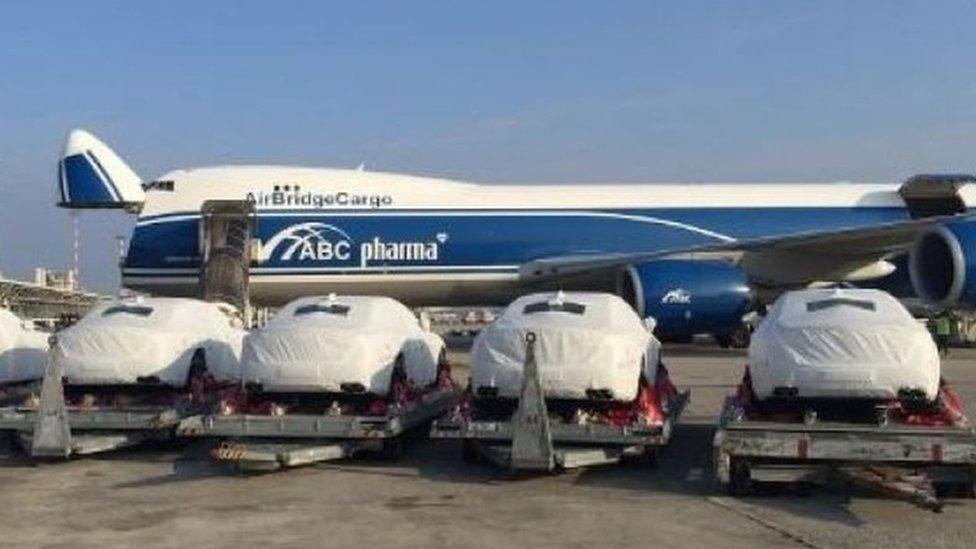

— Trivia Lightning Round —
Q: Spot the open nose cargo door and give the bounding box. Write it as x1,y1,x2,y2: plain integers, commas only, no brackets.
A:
57,130,145,211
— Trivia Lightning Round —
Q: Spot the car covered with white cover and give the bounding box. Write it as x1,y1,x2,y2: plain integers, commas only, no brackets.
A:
55,297,245,387
0,307,48,385
241,295,445,395
471,291,660,401
749,288,940,401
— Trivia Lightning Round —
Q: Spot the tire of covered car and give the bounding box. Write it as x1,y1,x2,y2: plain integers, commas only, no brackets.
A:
389,354,408,401
186,348,208,386
432,348,450,388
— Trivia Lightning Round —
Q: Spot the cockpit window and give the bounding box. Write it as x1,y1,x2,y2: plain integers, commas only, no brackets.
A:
806,298,876,313
102,305,154,317
294,303,351,316
523,301,586,315
144,180,175,192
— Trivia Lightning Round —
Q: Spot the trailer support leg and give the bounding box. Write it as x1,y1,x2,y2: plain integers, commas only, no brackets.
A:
30,348,71,459
510,333,555,472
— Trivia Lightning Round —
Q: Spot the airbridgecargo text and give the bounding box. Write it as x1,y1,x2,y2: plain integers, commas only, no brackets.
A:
247,190,393,209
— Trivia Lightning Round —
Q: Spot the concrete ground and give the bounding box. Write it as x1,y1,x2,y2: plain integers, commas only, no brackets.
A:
2,346,976,549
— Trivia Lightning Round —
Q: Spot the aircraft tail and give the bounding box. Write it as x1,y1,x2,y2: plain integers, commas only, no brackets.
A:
57,129,145,210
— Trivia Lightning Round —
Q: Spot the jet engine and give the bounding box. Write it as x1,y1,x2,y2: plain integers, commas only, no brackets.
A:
618,260,754,343
909,221,976,309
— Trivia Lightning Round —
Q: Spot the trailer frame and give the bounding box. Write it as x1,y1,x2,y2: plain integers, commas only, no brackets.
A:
0,348,203,458
177,386,458,471
431,332,689,472
713,395,976,510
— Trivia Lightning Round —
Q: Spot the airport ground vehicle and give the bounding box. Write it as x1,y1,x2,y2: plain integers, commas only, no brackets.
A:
432,292,688,472
177,295,458,471
713,289,976,511
0,298,245,458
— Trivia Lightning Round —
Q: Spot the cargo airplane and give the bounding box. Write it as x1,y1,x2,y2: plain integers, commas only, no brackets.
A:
58,129,976,343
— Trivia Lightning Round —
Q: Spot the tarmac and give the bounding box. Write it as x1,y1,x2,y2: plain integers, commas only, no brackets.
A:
1,344,975,549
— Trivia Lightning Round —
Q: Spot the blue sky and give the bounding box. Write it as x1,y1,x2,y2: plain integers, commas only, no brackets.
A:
2,1,976,292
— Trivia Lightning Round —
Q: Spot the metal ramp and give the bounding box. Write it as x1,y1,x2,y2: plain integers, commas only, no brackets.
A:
198,200,255,314
28,348,71,458
210,439,363,471
509,333,555,471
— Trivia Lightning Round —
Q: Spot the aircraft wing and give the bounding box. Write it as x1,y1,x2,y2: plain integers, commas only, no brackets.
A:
519,211,976,284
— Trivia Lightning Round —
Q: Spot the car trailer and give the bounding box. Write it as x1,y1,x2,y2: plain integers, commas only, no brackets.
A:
177,383,459,472
713,394,976,512
431,333,689,473
0,347,219,459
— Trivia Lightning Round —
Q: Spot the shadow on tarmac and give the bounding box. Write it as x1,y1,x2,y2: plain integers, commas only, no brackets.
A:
572,421,870,526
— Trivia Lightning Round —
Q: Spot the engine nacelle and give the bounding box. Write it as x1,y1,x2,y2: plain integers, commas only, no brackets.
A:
909,221,976,309
618,260,753,339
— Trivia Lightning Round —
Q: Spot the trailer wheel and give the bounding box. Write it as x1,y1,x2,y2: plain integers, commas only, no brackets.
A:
461,439,480,464
935,481,976,499
381,437,405,461
629,445,658,468
0,431,13,453
728,458,753,497
963,469,976,499
794,481,816,497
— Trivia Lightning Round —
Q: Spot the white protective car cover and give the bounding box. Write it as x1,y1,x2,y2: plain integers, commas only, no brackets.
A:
55,298,245,386
0,307,48,384
471,292,659,401
242,295,444,394
749,289,940,400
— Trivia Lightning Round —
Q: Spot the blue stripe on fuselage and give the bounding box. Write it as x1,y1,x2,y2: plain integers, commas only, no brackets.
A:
123,207,910,273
